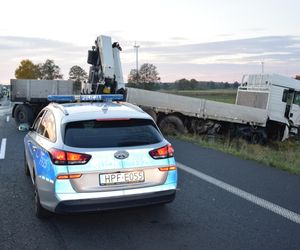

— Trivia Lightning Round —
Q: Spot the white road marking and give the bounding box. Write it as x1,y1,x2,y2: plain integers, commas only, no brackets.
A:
177,162,300,225
6,115,9,122
0,138,7,159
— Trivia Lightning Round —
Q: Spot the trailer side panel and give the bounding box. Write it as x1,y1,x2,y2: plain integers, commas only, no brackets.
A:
126,88,268,126
11,79,74,102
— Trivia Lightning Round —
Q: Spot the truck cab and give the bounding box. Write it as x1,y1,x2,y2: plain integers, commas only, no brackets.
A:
237,74,300,137
283,89,300,128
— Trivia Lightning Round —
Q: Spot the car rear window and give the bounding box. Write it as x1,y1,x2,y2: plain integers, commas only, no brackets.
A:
64,119,163,148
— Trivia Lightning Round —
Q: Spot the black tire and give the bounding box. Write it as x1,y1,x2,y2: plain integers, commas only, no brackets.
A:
251,133,261,144
159,115,186,136
34,183,51,219
24,151,30,176
14,104,35,126
251,130,267,145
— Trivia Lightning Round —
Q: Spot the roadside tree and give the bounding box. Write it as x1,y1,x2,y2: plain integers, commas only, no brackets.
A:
15,60,40,79
69,65,88,93
38,59,63,80
127,69,139,88
127,63,160,90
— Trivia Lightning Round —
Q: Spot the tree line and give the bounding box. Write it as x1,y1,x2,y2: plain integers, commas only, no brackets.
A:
15,59,87,92
127,63,239,90
14,59,300,92
14,60,243,91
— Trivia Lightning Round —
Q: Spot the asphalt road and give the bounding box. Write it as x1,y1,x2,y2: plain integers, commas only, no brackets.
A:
0,99,300,250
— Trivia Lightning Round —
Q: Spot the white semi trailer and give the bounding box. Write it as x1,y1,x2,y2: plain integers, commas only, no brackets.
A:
10,35,300,142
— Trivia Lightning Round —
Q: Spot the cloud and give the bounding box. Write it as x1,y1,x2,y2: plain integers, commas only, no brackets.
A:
0,36,90,83
1,35,300,83
139,36,300,62
0,36,69,50
131,36,300,81
169,37,188,41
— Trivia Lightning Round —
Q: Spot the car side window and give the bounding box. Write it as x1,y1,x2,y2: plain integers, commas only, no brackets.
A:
39,111,56,142
36,111,47,136
33,110,45,131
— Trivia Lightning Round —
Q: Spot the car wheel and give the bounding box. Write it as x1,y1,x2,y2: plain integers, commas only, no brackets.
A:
24,151,30,176
34,184,51,219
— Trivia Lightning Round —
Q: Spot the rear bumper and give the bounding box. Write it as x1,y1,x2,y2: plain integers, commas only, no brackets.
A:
54,190,176,214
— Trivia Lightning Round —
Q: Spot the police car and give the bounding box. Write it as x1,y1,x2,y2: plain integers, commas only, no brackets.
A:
24,94,177,218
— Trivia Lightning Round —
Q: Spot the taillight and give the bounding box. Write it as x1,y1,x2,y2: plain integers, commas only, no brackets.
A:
66,152,91,164
49,148,91,165
149,144,174,159
49,149,66,164
159,166,177,171
57,174,82,179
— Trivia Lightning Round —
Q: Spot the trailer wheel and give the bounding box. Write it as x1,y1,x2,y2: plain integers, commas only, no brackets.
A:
159,115,186,135
14,104,34,126
251,130,267,145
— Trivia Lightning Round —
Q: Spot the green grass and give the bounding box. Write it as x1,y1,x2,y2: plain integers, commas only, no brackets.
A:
175,134,300,175
160,89,237,104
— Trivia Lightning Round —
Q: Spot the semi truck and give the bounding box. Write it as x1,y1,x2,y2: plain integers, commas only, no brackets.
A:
10,35,300,142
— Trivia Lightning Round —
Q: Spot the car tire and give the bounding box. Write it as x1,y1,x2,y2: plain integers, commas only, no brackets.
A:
24,151,30,176
34,184,51,219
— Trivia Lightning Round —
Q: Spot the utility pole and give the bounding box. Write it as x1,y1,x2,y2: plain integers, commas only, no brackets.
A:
134,42,140,84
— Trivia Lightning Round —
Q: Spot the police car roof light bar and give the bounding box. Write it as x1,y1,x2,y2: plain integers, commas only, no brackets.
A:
80,94,123,102
48,94,124,103
48,95,76,102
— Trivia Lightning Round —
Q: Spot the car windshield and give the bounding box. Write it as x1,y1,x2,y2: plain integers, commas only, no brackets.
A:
64,119,163,148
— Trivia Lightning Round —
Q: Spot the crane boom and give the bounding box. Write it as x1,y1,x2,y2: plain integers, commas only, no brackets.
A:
87,35,125,96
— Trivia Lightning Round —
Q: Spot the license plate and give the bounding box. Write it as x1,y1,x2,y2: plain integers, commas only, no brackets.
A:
100,171,145,186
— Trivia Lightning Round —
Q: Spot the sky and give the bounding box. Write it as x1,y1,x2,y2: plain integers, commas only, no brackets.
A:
1,0,300,84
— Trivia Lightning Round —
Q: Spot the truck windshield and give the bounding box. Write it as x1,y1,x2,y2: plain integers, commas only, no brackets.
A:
64,119,163,148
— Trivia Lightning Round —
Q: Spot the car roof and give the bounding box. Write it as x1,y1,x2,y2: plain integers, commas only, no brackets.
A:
48,101,152,123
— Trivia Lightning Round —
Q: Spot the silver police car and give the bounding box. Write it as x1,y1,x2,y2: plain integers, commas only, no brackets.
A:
24,95,177,218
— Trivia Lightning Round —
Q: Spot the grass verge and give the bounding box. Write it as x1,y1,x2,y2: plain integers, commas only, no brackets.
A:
175,134,300,175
